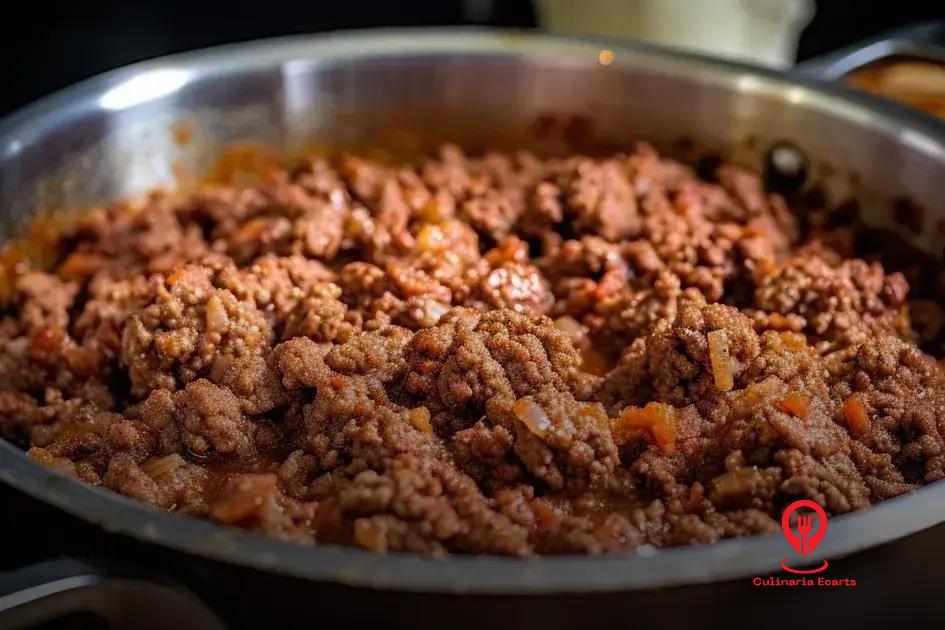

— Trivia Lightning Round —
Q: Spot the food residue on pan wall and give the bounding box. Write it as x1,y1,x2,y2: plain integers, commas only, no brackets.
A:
170,117,196,147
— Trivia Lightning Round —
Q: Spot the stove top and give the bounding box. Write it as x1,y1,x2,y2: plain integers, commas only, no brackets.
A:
0,484,224,629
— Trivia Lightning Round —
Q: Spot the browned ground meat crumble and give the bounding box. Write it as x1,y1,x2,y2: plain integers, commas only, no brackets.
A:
2,142,945,556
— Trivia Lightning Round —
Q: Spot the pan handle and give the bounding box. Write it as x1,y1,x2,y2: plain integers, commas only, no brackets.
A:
795,20,945,81
0,558,225,629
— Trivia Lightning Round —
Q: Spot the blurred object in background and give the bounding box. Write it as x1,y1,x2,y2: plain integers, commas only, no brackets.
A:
3,0,945,118
848,59,945,118
0,0,535,117
797,19,945,120
797,0,945,60
534,0,814,67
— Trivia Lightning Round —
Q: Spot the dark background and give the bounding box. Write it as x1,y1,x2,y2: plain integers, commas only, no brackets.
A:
2,0,945,117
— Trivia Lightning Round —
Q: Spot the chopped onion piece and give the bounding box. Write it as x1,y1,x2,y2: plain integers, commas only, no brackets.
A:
409,407,433,434
554,315,583,337
614,402,677,453
211,473,277,524
733,377,781,417
354,517,389,552
415,223,446,252
709,466,764,502
205,295,229,333
140,453,186,481
513,398,551,438
707,329,734,391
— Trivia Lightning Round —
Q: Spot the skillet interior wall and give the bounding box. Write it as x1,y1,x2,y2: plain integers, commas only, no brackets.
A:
2,36,944,268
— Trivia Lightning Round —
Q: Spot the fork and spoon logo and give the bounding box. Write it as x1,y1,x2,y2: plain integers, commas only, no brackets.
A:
780,499,829,574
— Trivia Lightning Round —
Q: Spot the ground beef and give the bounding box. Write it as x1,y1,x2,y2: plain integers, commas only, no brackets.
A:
210,355,288,415
558,157,641,241
14,272,77,333
403,309,581,411
173,379,257,458
4,142,945,557
216,254,336,331
120,264,274,395
751,245,911,346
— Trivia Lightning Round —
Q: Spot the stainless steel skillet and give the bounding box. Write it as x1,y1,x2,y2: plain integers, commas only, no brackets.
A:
1,26,945,628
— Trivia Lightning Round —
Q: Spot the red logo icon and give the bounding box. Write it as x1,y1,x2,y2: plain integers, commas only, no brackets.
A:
780,499,829,574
